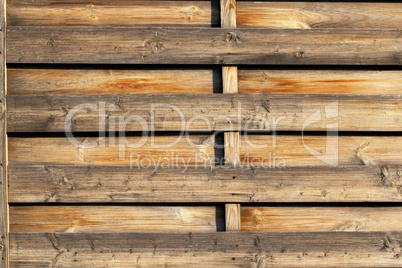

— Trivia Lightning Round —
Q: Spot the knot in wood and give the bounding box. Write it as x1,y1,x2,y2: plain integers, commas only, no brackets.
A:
145,41,165,54
226,32,240,44
295,51,304,59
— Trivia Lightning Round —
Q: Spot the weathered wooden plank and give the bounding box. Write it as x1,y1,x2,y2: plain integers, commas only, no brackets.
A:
10,232,402,267
241,207,402,232
221,0,236,28
224,132,240,166
240,135,402,167
10,206,216,233
7,0,219,27
238,70,402,95
7,94,402,132
221,1,241,233
8,165,402,203
237,2,402,29
221,0,238,95
7,68,217,95
225,204,240,231
8,136,215,166
7,27,402,65
222,66,237,94
0,0,8,265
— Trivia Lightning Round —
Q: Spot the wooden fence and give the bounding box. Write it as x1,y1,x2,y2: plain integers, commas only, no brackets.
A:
1,0,402,267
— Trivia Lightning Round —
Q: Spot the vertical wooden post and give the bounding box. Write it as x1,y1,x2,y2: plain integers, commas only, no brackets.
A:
221,0,241,232
221,0,237,95
0,0,7,265
225,204,241,231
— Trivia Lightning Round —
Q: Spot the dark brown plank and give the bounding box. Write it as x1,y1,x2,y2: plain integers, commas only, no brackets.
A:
10,232,402,267
7,94,402,132
7,27,402,65
237,2,402,29
8,165,402,203
7,68,217,95
7,0,219,27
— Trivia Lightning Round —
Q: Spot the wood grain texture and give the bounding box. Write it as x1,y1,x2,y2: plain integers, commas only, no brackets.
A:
7,27,402,65
8,136,215,166
7,0,219,27
10,206,216,233
224,132,240,166
0,0,7,265
241,207,402,232
8,165,402,203
237,2,402,29
7,94,402,132
221,1,241,232
222,66,238,94
7,68,217,95
240,135,402,167
10,232,402,267
238,70,402,95
225,204,240,231
220,0,236,28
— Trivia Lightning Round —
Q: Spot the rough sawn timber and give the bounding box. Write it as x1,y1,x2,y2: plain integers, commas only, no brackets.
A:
8,165,402,203
9,232,402,267
7,94,402,132
6,27,402,65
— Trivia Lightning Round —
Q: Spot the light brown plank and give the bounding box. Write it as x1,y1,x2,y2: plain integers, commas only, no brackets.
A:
241,207,402,232
224,132,240,166
8,135,215,166
7,27,402,65
10,206,216,233
7,68,217,95
8,165,402,203
7,0,219,27
221,1,241,232
238,70,402,95
221,0,238,95
222,66,238,93
7,94,402,132
220,0,236,28
0,0,7,265
240,135,402,168
10,232,402,267
225,204,240,231
237,2,402,29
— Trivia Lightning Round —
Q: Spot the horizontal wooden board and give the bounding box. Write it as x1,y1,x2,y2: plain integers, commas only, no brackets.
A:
7,0,218,27
8,136,215,166
8,165,402,203
7,27,402,65
7,68,217,95
10,232,402,267
7,94,402,132
241,207,402,232
237,2,402,29
238,70,402,95
10,206,216,233
240,135,402,167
